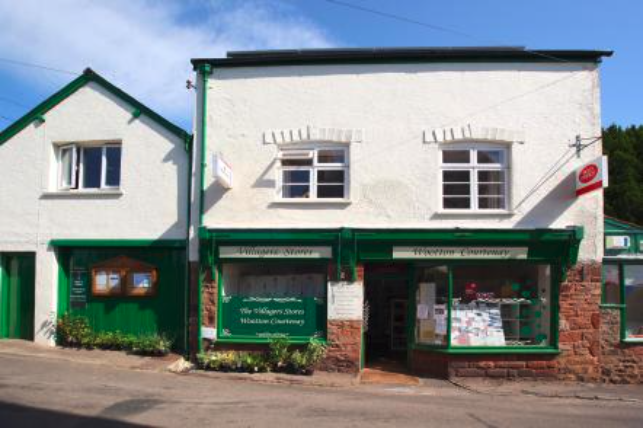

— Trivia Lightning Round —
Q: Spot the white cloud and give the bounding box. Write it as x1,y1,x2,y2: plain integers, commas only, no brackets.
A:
0,0,336,127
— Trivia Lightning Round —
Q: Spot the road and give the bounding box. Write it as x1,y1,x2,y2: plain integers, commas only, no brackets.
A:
0,352,641,427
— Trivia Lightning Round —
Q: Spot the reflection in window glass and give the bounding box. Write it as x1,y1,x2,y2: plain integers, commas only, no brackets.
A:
222,263,326,299
82,147,103,189
603,264,621,304
451,265,550,347
624,265,643,338
415,266,448,345
442,150,470,164
105,146,122,187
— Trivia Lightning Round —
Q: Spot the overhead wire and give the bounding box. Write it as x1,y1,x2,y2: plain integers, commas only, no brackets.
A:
0,56,79,76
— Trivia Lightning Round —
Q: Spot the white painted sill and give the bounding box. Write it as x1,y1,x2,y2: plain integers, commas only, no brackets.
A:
41,189,124,198
435,209,515,216
272,199,352,205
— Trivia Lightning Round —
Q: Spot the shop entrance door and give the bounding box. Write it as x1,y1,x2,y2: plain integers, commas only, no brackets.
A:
0,253,36,340
363,264,409,371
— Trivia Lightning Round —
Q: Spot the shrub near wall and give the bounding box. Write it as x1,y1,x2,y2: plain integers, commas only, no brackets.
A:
56,314,172,356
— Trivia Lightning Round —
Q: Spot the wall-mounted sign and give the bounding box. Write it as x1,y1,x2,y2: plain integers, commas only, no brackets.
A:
70,269,87,309
605,235,630,250
201,326,217,340
576,155,608,196
328,281,363,321
213,153,233,189
393,247,529,259
220,296,325,339
219,246,332,259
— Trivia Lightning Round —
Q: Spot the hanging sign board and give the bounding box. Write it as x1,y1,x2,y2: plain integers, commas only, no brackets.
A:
213,153,233,189
70,269,88,309
219,246,332,259
576,155,608,196
328,281,363,320
393,247,528,259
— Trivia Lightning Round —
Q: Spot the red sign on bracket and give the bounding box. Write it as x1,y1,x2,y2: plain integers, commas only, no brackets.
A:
575,156,608,197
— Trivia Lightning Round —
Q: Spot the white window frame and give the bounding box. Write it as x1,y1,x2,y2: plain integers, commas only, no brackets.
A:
439,144,510,212
276,146,350,202
57,143,122,191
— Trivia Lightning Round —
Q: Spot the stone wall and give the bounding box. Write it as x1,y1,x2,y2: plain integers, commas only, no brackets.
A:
600,308,643,383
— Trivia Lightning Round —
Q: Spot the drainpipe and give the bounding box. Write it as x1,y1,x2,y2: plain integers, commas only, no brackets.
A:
197,63,212,353
184,134,193,356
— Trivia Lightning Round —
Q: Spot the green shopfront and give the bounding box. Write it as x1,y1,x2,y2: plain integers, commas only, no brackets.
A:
199,227,584,376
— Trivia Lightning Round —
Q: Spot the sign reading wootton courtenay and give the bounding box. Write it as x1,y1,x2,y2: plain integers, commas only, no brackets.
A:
219,246,332,259
393,247,529,259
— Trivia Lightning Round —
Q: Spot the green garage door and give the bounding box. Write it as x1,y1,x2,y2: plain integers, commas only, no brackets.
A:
1,253,36,340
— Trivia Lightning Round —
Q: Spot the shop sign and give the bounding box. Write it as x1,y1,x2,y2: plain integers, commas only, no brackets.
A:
70,269,87,309
213,153,233,189
219,246,332,259
328,282,363,321
220,296,325,339
393,247,528,259
575,155,608,196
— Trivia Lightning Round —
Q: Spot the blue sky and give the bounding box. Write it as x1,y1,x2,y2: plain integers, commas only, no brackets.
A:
0,0,640,132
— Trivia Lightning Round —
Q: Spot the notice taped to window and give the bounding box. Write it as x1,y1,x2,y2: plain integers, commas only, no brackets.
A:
328,281,363,321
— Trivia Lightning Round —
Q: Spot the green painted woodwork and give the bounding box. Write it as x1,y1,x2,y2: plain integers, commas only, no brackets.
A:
60,247,187,351
219,296,325,340
0,68,191,148
0,253,35,340
414,345,560,355
50,239,186,248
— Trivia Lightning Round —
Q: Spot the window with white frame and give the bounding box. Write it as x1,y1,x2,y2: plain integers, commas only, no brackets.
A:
57,143,122,190
277,147,349,200
440,146,509,211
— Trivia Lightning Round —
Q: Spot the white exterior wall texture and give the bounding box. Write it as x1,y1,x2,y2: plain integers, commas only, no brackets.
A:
0,82,189,344
201,62,604,261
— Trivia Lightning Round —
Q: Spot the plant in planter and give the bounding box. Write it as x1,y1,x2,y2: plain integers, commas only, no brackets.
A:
56,314,92,348
268,337,290,372
130,334,172,356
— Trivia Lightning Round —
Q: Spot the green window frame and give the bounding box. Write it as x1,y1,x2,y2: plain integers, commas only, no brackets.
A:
602,260,643,343
410,261,561,355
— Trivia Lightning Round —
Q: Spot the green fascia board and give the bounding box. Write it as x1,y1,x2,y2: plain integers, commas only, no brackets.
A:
203,229,343,242
0,68,191,149
49,239,186,248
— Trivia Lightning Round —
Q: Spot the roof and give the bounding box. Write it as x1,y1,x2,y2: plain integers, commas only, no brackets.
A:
605,215,643,233
192,46,613,69
0,68,191,148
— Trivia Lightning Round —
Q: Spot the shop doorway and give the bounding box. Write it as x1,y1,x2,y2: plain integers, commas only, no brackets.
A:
0,253,36,340
363,264,409,372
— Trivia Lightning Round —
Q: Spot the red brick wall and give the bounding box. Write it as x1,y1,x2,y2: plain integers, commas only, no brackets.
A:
319,320,362,373
556,262,602,382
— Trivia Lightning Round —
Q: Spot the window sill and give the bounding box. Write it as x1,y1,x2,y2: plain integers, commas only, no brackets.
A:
622,339,643,344
434,209,515,216
271,199,352,205
599,303,626,309
413,345,559,355
41,190,123,198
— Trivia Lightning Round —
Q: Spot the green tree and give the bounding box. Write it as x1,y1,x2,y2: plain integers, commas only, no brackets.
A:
603,125,643,224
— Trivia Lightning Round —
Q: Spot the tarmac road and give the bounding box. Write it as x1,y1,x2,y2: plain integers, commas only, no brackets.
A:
0,352,641,428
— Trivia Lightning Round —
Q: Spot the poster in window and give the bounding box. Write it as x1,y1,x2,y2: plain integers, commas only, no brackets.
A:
109,272,121,291
95,271,108,291
132,272,152,289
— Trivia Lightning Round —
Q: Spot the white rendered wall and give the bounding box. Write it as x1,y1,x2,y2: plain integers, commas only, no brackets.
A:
201,62,604,261
0,82,189,344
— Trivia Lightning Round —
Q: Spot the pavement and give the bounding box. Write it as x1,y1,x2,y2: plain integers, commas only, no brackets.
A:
1,340,643,427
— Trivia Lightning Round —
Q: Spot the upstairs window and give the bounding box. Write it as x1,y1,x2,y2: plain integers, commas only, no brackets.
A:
57,143,122,191
277,147,349,200
440,146,509,211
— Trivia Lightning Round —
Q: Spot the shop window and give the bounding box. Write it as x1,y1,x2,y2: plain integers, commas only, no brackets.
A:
440,146,509,211
450,265,550,347
91,256,157,297
277,147,348,200
415,266,449,346
624,265,643,339
219,263,327,340
57,143,122,190
602,264,621,304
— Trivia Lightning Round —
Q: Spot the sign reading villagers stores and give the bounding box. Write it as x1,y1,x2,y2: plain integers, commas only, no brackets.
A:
220,296,325,339
393,247,529,259
219,246,332,259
